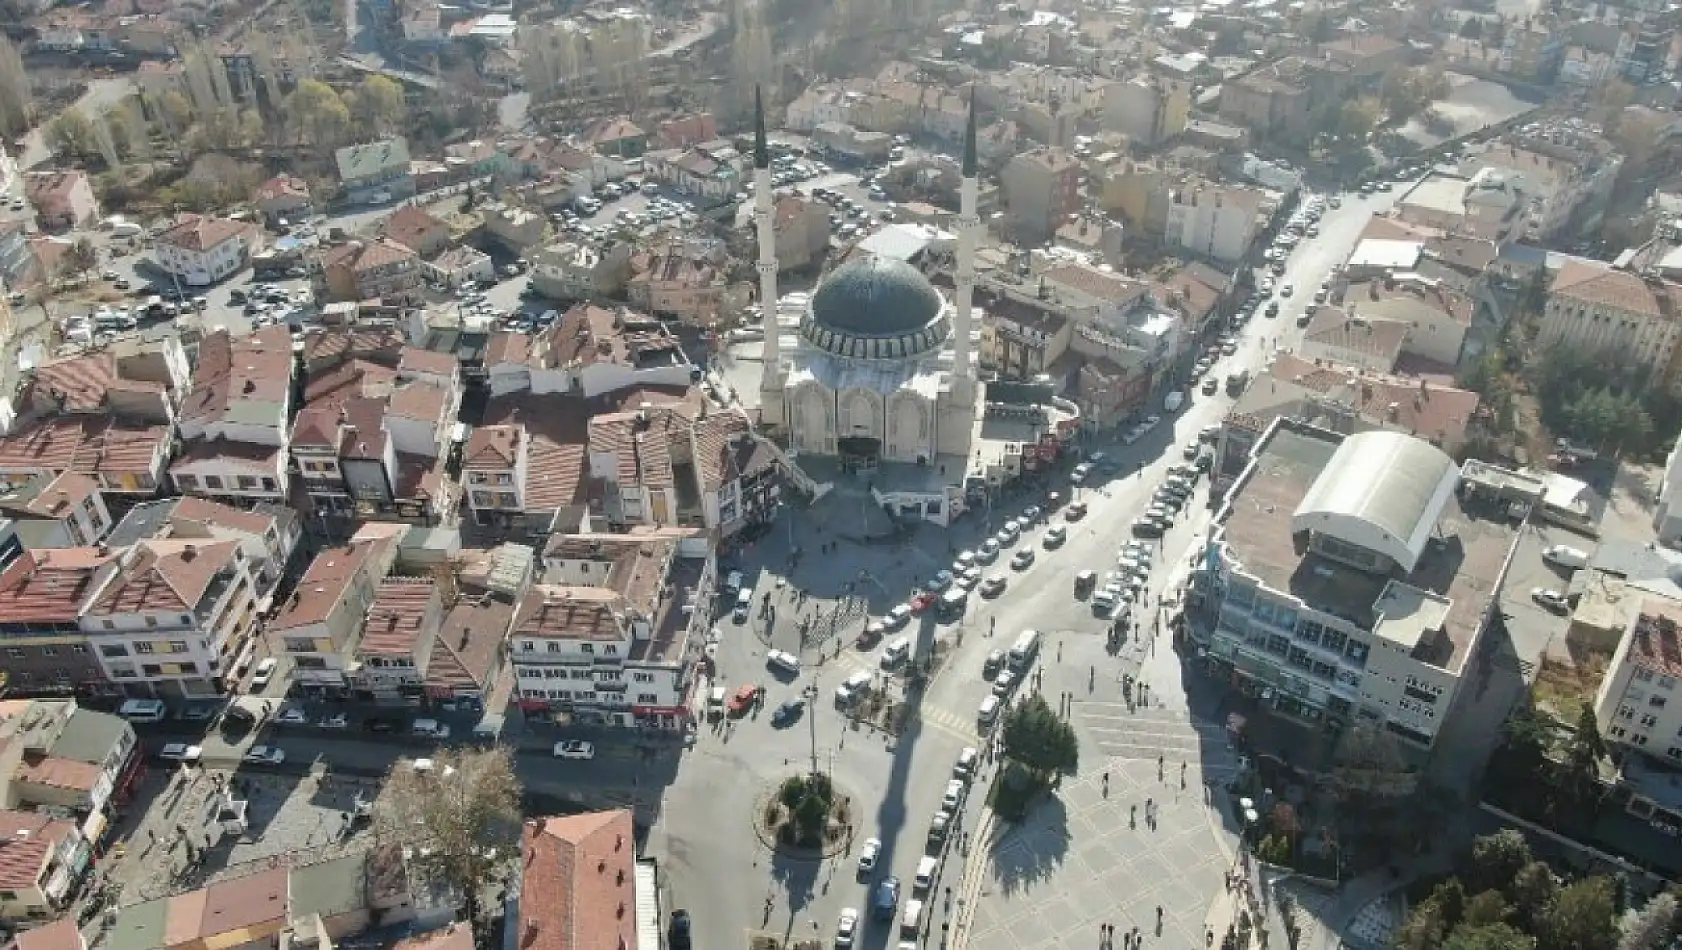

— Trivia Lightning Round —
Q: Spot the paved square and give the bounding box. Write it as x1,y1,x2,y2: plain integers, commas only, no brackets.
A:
971,756,1231,950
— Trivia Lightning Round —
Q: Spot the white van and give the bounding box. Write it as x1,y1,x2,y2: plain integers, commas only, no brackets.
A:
119,699,168,723
411,719,452,739
881,637,911,669
766,649,802,675
835,671,872,706
1008,629,1041,671
1542,545,1591,570
900,899,924,940
977,694,1001,726
733,586,754,623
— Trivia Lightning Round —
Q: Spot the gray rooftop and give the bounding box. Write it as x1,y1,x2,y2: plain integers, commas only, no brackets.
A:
1292,430,1459,574
107,498,185,548
290,852,368,921
51,706,130,765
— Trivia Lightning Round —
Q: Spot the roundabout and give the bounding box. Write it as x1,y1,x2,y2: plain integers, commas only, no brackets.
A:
750,771,857,860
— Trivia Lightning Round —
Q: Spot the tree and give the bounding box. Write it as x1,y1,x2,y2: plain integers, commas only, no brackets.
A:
1443,924,1536,950
45,108,97,161
0,35,32,136
1466,892,1515,928
284,80,351,150
1459,17,1484,39
1510,863,1561,933
1398,899,1451,950
1332,724,1418,798
1434,880,1470,932
1618,893,1677,950
776,772,835,845
62,238,98,279
1563,703,1607,805
348,75,406,136
1467,831,1533,897
1335,97,1382,141
1538,878,1619,950
372,747,521,934
1000,693,1079,778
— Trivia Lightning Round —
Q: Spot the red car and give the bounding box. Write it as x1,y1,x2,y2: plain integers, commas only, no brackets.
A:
727,684,762,714
909,593,936,613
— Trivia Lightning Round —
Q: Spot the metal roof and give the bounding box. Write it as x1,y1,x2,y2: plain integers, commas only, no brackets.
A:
1292,431,1459,573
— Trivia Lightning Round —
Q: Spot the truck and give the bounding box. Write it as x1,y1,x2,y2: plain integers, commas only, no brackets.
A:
1225,369,1250,396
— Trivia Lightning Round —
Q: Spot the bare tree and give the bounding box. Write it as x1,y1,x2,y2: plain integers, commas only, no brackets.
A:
1619,894,1678,950
372,747,522,933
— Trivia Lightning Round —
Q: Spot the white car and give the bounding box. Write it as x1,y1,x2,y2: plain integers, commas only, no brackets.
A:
1532,588,1569,613
159,743,202,763
275,706,308,725
885,605,913,629
976,539,1000,563
250,657,277,690
836,908,859,948
1043,525,1068,549
1010,549,1035,570
553,740,596,760
942,779,966,811
244,746,286,765
317,713,349,730
979,576,1007,597
858,837,882,874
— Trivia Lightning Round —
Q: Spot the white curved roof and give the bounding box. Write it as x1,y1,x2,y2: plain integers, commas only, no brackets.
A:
1292,431,1459,573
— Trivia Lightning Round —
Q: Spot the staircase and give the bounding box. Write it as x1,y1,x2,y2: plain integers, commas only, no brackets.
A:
750,433,831,503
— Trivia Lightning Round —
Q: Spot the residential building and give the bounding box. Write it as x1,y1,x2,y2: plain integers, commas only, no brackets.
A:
1657,439,1682,548
427,595,512,704
335,138,415,204
253,175,312,223
516,811,640,950
1318,34,1407,77
1538,261,1682,379
107,497,301,601
381,206,451,258
0,846,85,925
424,246,495,289
1213,353,1483,492
0,417,172,500
584,116,647,159
513,530,704,728
1000,147,1084,243
0,698,140,817
643,142,743,201
1594,596,1682,765
1393,170,1525,242
266,534,396,694
625,243,729,325
442,140,513,181
1101,76,1190,147
981,304,1072,380
22,172,98,233
351,578,442,701
655,113,718,150
0,549,119,697
172,327,295,507
1099,159,1188,233
480,203,549,252
81,537,261,698
152,215,257,287
483,304,693,400
770,197,833,272
0,472,111,548
23,333,189,424
1462,136,1623,242
319,239,423,303
1164,182,1262,265
1217,61,1312,138
1339,275,1475,368
1187,422,1519,753
527,240,631,302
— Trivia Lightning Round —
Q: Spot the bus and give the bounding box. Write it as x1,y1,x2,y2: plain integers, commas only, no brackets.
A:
1008,629,1041,671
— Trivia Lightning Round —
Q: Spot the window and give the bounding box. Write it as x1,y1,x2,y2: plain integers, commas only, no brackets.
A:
546,641,562,653
519,641,534,652
637,693,659,704
604,645,619,656
176,474,198,489
261,478,278,492
71,644,87,654
102,618,114,629
1663,675,1679,691
633,672,655,683
135,642,154,654
144,615,158,628
3,648,19,658
581,643,595,654
168,641,189,654
237,475,258,490
39,646,55,656
1636,666,1657,682
1641,713,1660,728
204,475,224,489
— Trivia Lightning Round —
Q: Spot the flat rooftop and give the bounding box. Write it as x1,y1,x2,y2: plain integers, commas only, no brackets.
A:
1221,423,1519,675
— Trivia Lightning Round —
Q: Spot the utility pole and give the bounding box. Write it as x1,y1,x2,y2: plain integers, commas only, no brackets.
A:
805,678,820,776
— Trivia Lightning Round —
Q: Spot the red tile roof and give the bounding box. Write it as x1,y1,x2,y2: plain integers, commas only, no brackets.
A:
270,539,383,632
0,549,117,623
360,578,436,657
518,811,638,950
180,327,293,429
157,214,250,253
0,416,168,481
87,538,239,617
0,810,74,890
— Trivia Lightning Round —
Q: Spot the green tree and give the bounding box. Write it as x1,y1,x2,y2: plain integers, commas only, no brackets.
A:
1510,863,1561,933
1536,878,1618,950
1335,98,1381,141
349,75,406,136
1459,17,1484,39
1465,892,1514,928
1618,893,1677,950
1332,723,1418,798
45,108,96,160
284,80,351,149
372,746,521,936
1467,831,1533,896
776,772,834,845
1398,899,1451,950
1433,879,1470,932
1563,703,1607,805
1443,923,1536,950
1000,693,1079,778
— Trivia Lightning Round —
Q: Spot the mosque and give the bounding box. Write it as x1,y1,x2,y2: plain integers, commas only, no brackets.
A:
748,90,1079,526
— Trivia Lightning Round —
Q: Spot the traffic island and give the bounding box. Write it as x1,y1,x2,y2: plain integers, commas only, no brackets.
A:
751,771,856,859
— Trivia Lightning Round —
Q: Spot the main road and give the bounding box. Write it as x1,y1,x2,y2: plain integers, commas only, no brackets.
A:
651,183,1407,950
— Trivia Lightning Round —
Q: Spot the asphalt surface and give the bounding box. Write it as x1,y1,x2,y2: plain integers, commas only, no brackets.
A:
650,184,1410,950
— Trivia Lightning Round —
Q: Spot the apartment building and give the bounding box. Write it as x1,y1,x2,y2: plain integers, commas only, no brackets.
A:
517,811,640,950
1101,76,1190,147
527,241,632,302
109,496,300,604
515,531,706,729
0,810,87,923
1538,261,1682,379
0,417,172,500
266,534,396,694
0,549,120,698
319,239,423,304
1463,139,1622,242
335,138,415,204
80,538,260,698
152,215,257,287
22,172,99,233
1595,595,1682,761
171,326,294,508
0,698,140,818
1000,147,1084,243
351,578,442,702
1164,183,1262,265
1188,421,1519,753
380,206,452,258
0,472,112,549
643,142,743,201
625,243,728,325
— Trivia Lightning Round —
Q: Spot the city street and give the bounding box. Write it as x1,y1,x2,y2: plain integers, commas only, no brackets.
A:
651,183,1406,950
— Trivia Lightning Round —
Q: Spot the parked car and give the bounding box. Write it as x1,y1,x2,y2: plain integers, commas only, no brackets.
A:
244,746,286,765
158,743,202,763
553,740,596,760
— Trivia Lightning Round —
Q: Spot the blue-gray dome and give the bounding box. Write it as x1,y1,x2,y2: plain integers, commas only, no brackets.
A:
810,256,945,337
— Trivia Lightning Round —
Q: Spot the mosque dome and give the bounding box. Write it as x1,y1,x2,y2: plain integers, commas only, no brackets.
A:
800,256,951,360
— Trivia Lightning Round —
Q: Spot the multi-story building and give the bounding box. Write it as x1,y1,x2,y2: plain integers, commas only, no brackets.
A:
527,241,631,302
624,244,729,326
0,698,140,818
517,810,640,950
22,172,99,233
171,327,294,508
381,206,452,258
1499,16,1564,81
0,549,119,698
334,138,415,204
0,417,172,501
1164,183,1262,265
351,578,442,702
0,810,87,924
1188,421,1521,753
107,496,301,601
642,142,743,201
1537,261,1682,380
1656,440,1682,549
152,215,257,287
1594,595,1682,762
1101,76,1190,148
0,472,112,548
514,531,706,729
318,239,423,304
265,533,396,694
1000,147,1084,243
80,538,260,698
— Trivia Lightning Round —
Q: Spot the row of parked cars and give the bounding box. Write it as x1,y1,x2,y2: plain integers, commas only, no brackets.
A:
841,746,982,947
1132,461,1208,538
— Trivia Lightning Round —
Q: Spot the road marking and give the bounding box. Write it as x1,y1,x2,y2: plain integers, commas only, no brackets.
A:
907,702,982,745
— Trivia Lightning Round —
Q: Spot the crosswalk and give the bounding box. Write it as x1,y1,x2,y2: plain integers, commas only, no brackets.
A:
1073,703,1244,777
908,702,983,745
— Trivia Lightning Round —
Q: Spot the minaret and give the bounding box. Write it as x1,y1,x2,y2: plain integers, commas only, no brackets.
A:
753,86,780,381
952,91,979,382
